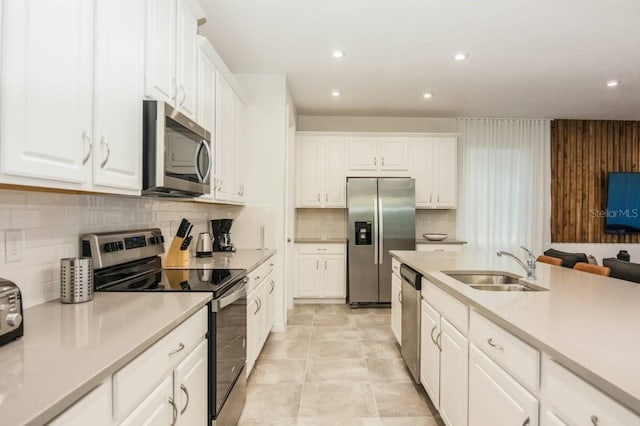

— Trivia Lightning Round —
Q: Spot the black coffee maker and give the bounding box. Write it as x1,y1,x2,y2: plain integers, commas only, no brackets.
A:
211,219,235,252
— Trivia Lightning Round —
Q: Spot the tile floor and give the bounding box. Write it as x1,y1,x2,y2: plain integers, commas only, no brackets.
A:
239,304,444,425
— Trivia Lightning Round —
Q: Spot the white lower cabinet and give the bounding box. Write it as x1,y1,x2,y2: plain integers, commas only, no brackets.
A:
390,271,402,344
468,344,538,426
541,357,640,426
48,380,112,426
247,260,277,375
173,339,208,425
295,244,346,299
419,291,468,426
119,375,174,426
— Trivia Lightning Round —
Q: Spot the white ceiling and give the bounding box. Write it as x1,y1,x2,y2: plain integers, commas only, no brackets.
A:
199,0,640,119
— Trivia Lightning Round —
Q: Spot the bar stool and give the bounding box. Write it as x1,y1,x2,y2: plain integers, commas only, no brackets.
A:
536,255,563,266
573,262,611,277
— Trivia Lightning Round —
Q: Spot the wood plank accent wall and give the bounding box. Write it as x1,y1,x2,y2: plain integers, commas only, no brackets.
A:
551,120,640,243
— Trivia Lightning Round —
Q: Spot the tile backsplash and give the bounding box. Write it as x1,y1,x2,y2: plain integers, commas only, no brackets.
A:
415,209,457,239
295,209,347,239
0,190,242,308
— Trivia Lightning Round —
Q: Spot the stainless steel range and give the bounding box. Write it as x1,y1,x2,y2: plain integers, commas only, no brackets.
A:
81,229,247,426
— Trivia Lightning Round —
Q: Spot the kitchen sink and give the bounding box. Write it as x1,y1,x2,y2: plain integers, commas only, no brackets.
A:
444,272,547,292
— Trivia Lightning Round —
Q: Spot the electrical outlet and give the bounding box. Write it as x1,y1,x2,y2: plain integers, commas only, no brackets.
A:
5,229,22,263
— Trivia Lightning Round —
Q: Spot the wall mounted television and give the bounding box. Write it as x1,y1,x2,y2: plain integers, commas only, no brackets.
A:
605,172,640,234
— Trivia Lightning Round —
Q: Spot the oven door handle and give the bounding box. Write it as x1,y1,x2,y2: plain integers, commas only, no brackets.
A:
213,281,247,311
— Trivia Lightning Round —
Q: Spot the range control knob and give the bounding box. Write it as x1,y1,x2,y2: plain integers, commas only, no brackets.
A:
6,312,22,327
103,243,112,252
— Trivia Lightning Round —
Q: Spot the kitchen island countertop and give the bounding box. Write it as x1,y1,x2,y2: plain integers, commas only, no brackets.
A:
390,249,640,415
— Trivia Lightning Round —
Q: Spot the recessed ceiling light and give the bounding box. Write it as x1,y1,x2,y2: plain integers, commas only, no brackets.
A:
332,50,345,59
453,52,468,61
331,90,342,97
423,92,434,99
606,80,621,87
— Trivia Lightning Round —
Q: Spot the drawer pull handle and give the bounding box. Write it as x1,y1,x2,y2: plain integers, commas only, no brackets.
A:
591,415,598,425
270,263,274,267
398,291,402,303
169,397,178,426
487,338,504,350
254,299,260,315
169,342,185,356
522,417,530,426
255,275,261,280
269,280,275,294
180,384,190,414
436,331,442,351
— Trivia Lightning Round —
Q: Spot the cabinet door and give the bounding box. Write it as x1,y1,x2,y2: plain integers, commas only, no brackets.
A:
296,137,323,207
297,254,322,297
214,76,231,201
246,288,259,374
175,0,198,119
1,0,93,184
420,300,441,408
323,137,346,207
346,137,378,171
468,344,538,426
120,375,174,426
234,97,246,204
391,273,402,344
380,139,410,171
196,46,216,133
174,339,208,426
322,254,346,298
266,276,276,333
93,0,144,192
144,0,176,104
414,139,434,208
439,318,469,426
49,380,112,426
258,282,270,347
433,138,457,208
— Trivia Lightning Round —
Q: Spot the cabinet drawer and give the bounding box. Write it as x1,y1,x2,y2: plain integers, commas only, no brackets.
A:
543,358,639,426
113,306,208,419
422,278,468,335
391,257,401,278
469,310,539,391
248,259,275,291
297,243,345,255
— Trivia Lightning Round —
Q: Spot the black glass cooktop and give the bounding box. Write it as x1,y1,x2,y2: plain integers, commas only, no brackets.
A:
94,257,246,298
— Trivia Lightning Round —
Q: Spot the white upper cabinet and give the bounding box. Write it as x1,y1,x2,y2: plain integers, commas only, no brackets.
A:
196,39,216,134
414,137,457,209
296,135,345,208
145,0,204,120
92,0,145,192
346,137,411,175
1,0,94,184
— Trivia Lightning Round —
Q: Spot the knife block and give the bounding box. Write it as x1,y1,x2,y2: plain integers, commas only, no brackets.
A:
164,236,190,267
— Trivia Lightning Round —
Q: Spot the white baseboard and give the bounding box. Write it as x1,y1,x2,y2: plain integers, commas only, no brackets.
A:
271,322,285,332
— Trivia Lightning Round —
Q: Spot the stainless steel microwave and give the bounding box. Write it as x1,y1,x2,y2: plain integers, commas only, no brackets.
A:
142,101,212,197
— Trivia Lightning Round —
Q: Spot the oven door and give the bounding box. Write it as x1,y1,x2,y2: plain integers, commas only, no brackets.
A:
210,277,248,424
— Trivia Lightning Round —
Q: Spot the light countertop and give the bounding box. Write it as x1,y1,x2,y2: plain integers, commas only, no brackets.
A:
390,250,640,415
0,292,212,426
164,249,276,272
415,239,467,245
294,238,347,243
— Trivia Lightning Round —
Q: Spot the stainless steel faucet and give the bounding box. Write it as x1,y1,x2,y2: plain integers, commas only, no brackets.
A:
496,246,536,280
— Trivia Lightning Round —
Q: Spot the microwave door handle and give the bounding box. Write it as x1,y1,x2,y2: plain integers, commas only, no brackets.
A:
201,139,212,183
194,140,205,183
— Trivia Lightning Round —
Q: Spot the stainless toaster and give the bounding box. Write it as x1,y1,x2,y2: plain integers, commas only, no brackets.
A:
0,278,23,346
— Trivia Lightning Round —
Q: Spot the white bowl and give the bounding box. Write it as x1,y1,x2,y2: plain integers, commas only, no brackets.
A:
423,233,448,241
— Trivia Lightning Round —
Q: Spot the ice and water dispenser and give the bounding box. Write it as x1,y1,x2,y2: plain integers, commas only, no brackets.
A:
355,221,372,245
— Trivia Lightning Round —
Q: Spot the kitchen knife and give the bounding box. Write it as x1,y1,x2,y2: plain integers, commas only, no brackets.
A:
185,223,193,239
176,218,190,238
180,235,192,250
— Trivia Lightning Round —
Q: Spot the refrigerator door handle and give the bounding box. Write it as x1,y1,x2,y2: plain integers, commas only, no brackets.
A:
373,197,379,265
378,197,384,264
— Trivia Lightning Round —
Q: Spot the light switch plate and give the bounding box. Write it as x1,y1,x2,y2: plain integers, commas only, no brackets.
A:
5,229,22,263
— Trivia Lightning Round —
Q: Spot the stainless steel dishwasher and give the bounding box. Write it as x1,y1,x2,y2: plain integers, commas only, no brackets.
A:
400,264,422,383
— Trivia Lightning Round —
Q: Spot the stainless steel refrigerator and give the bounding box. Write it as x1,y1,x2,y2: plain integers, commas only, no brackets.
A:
347,178,416,304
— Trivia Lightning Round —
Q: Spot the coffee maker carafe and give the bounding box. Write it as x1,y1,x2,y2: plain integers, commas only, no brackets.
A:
211,219,235,252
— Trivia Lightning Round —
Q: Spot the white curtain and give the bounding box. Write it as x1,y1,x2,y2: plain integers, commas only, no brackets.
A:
456,118,551,255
